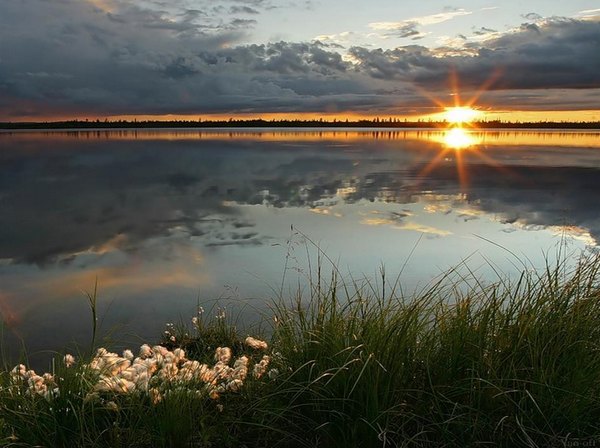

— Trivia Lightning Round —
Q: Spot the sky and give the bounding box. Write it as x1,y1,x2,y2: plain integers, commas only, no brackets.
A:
1,0,599,121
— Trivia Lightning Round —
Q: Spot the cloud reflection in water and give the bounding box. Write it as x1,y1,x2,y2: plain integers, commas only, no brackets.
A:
1,129,599,359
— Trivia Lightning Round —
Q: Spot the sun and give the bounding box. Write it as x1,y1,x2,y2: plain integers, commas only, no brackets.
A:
444,106,480,124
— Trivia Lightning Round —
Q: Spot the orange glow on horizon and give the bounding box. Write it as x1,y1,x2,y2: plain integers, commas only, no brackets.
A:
4,109,600,124
444,107,482,124
112,109,600,124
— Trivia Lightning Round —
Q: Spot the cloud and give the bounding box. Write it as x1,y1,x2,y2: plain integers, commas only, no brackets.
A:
0,132,410,263
0,0,371,118
415,162,600,245
0,1,599,118
521,12,543,21
313,31,356,48
370,8,472,30
371,22,426,40
350,18,600,95
3,130,600,266
229,6,260,14
472,26,497,36
394,222,452,236
162,57,200,79
229,18,258,29
369,8,471,40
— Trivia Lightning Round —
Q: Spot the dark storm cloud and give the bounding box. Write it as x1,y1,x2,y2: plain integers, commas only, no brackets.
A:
349,18,600,91
0,0,367,118
163,57,200,79
0,0,599,118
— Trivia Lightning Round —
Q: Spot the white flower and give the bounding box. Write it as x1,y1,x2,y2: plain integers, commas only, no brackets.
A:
107,358,131,376
149,387,162,405
135,371,150,391
63,354,76,368
122,350,134,361
139,344,153,359
197,364,212,383
232,356,249,381
191,316,199,326
101,377,136,394
152,345,169,357
42,373,54,384
173,348,186,362
178,360,201,382
214,347,232,364
212,361,232,381
10,364,27,381
245,336,268,350
158,362,179,381
119,367,138,382
135,358,159,376
253,355,271,379
225,379,243,392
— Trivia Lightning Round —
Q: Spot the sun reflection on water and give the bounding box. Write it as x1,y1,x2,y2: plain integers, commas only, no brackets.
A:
418,128,507,192
443,128,481,149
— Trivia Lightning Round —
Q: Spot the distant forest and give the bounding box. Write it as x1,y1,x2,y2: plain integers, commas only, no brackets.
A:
1,118,600,130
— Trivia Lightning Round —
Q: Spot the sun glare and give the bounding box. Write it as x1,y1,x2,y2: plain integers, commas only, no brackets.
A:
443,128,479,149
445,107,480,124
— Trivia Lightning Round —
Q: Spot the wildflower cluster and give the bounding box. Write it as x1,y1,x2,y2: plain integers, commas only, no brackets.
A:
9,365,58,400
8,336,274,406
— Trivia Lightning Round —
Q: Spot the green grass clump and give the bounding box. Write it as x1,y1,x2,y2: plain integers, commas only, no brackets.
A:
1,253,600,447
266,253,600,447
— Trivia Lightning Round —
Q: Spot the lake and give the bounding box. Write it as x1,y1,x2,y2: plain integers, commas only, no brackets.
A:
1,128,599,362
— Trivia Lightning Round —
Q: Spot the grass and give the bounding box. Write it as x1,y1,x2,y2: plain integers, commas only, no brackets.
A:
1,250,600,447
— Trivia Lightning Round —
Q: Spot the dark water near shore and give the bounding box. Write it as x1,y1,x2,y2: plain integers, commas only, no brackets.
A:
1,128,600,363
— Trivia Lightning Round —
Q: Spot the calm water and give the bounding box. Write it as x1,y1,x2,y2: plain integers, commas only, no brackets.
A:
1,128,600,361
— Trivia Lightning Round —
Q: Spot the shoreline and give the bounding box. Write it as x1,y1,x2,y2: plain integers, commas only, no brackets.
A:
2,120,600,131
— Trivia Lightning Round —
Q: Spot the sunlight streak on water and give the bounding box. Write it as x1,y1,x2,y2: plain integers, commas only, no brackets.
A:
442,128,481,149
2,128,600,148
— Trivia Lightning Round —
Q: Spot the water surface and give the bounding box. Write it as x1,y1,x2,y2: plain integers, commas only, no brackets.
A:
1,128,599,361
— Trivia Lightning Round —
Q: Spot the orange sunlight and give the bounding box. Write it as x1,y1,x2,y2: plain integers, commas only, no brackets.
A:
444,107,481,124
415,69,509,192
442,128,480,149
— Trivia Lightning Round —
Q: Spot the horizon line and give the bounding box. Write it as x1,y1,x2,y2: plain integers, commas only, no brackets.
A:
2,117,600,130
